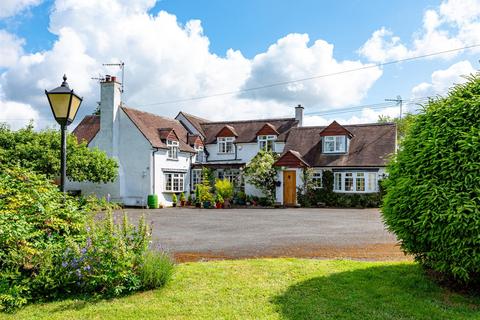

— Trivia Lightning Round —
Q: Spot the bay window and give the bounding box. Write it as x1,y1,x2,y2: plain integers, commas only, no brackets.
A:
165,172,184,192
323,136,346,153
333,171,378,193
218,137,234,153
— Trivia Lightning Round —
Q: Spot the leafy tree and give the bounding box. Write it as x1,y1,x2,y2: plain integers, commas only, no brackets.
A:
0,123,117,183
382,74,480,284
378,113,417,142
243,150,278,203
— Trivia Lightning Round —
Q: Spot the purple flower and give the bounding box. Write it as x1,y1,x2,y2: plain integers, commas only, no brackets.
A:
61,261,68,268
84,265,91,271
80,247,87,254
76,269,82,278
86,237,92,247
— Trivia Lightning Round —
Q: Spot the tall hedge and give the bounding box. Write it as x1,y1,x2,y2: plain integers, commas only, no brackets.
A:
382,74,480,283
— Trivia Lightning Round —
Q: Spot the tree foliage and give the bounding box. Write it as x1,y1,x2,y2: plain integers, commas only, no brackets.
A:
243,150,278,203
0,123,117,183
378,113,417,142
382,74,480,284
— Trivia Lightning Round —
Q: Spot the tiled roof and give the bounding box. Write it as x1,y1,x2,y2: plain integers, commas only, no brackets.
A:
201,118,299,144
121,107,195,152
274,150,309,168
72,115,100,145
282,123,396,167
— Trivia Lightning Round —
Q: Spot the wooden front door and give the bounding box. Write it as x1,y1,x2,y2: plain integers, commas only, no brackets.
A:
283,170,296,206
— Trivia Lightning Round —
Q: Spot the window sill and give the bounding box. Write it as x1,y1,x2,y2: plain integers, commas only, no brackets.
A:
164,190,184,193
217,152,235,155
333,190,378,193
323,151,347,154
167,158,179,161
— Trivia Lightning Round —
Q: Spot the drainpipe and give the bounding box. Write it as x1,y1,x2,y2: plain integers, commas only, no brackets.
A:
152,148,160,194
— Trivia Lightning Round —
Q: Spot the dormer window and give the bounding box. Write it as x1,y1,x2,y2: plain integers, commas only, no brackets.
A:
258,135,276,152
323,136,346,153
195,145,205,163
218,137,235,153
167,140,179,159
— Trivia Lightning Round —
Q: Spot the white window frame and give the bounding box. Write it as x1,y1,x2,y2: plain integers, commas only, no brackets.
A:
333,171,378,193
165,172,185,192
167,140,179,160
258,135,276,152
218,137,235,154
195,145,204,163
312,170,323,189
323,136,347,153
191,169,202,189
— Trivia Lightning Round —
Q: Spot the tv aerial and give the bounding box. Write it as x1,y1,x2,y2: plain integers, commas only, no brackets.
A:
102,61,125,94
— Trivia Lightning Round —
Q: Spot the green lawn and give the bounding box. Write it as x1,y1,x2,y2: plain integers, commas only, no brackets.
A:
2,259,479,319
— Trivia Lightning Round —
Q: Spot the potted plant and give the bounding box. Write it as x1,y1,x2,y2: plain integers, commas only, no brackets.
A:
187,193,193,206
172,193,178,207
180,192,186,206
215,193,224,209
194,185,201,208
237,191,246,205
215,179,233,208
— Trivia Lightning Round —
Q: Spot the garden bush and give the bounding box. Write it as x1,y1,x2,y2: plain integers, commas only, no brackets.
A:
382,74,480,284
215,179,234,200
0,167,173,312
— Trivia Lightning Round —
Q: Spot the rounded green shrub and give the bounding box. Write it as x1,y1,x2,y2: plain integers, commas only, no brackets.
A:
382,74,480,283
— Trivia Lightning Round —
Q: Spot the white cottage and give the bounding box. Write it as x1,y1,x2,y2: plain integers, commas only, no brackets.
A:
70,76,395,206
69,76,196,206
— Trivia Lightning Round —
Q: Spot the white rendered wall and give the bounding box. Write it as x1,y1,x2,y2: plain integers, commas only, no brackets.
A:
153,149,193,207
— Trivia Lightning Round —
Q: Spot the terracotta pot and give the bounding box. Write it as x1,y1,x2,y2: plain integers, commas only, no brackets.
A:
215,202,223,209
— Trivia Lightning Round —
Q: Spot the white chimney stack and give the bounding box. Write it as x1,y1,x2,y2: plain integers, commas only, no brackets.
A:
98,75,122,157
295,104,304,127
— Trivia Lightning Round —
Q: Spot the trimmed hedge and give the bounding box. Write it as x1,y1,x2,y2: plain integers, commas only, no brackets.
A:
382,74,480,284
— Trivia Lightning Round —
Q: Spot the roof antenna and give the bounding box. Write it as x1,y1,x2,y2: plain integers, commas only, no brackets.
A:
103,61,125,94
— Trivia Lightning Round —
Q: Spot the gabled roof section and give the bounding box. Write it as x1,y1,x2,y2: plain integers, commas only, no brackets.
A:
176,111,211,137
188,134,204,147
158,128,179,142
282,123,396,167
319,120,354,138
201,118,298,144
215,125,238,138
274,150,310,168
256,123,279,136
72,115,100,145
121,106,195,152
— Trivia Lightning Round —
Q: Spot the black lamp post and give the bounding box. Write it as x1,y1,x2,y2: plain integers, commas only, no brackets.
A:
45,75,83,194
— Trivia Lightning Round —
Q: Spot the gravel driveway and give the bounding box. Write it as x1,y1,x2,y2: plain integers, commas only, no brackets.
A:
119,207,404,261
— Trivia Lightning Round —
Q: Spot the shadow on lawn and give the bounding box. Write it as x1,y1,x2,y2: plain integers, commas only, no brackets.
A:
273,264,480,320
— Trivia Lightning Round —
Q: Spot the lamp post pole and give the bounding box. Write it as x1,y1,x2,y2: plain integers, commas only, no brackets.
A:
45,75,83,196
60,124,67,194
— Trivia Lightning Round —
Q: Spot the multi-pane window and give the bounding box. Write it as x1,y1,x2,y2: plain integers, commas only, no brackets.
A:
312,171,323,189
192,169,202,189
367,172,377,192
344,172,354,191
195,146,204,163
165,172,184,192
323,136,346,153
356,172,365,191
334,172,342,191
167,140,179,159
218,137,235,153
258,135,276,152
333,171,378,193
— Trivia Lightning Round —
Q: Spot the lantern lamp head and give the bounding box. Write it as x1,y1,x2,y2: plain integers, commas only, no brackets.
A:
45,75,83,126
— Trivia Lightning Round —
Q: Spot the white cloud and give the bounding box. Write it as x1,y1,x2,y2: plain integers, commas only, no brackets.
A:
0,99,40,130
0,0,43,19
0,0,384,128
359,0,480,63
0,30,24,68
242,34,382,108
411,60,475,98
304,106,401,127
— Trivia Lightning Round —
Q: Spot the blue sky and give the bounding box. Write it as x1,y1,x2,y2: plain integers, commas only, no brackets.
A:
0,0,479,128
